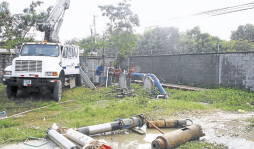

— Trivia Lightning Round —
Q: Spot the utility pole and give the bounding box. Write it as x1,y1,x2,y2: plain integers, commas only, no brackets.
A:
217,43,220,53
93,15,97,39
90,25,93,38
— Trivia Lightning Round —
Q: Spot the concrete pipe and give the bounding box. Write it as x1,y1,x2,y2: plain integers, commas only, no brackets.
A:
147,119,189,128
151,124,205,149
47,128,79,149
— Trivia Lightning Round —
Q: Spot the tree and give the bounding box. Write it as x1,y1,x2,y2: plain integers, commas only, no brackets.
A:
231,24,254,42
135,27,180,55
0,1,11,35
177,26,222,53
77,36,106,56
98,0,139,57
64,37,79,45
0,1,51,49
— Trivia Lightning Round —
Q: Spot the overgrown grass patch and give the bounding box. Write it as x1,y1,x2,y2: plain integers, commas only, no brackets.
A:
166,87,254,111
0,83,253,147
0,119,20,129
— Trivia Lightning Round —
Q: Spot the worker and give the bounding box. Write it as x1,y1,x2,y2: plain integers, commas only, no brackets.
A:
95,63,104,75
109,62,114,73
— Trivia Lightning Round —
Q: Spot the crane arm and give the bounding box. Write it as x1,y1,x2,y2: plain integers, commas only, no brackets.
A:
38,0,70,43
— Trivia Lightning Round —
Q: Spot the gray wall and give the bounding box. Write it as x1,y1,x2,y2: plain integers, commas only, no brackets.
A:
130,52,254,90
1,52,254,91
80,56,115,79
219,53,254,90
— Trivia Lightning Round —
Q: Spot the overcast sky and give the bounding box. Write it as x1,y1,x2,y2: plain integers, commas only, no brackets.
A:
6,0,254,43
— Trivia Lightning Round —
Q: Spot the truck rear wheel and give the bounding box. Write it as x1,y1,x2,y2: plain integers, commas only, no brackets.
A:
53,81,62,102
6,85,17,99
75,74,84,86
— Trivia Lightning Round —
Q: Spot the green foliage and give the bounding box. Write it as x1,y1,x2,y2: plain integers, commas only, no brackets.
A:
0,1,11,34
98,0,139,57
0,1,51,49
135,25,254,55
77,36,106,56
176,26,222,53
0,119,20,129
135,27,180,55
167,87,254,111
231,24,254,42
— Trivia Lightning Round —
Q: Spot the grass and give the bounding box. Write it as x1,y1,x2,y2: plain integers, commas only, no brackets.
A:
0,83,253,148
167,87,254,111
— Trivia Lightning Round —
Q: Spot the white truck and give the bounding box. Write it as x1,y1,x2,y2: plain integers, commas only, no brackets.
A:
2,0,85,101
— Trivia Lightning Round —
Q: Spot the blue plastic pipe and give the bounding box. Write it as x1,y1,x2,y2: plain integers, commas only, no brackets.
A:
131,72,168,99
130,72,145,78
148,74,168,99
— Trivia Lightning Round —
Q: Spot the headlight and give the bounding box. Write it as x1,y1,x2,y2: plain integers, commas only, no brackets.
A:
4,71,12,75
45,72,58,76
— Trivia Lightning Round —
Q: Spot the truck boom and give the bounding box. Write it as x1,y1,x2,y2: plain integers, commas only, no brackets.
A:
38,0,70,43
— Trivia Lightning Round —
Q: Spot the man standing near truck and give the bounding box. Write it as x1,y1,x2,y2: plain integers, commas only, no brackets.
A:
95,63,104,75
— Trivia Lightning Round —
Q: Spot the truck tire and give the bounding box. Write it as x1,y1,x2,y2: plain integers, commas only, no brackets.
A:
75,74,84,86
59,71,65,87
6,85,17,99
53,81,62,102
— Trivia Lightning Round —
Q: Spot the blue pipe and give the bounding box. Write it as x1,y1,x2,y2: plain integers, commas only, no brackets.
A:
148,74,168,99
130,72,145,78
131,72,168,99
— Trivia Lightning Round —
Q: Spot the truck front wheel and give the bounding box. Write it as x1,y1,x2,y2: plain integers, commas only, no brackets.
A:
6,86,17,99
53,81,62,102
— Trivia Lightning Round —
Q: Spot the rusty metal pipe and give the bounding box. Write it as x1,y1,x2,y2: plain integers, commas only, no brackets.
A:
141,115,164,134
147,119,190,128
151,124,205,149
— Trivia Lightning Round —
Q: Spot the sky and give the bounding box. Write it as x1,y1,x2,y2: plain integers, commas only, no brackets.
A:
6,0,254,43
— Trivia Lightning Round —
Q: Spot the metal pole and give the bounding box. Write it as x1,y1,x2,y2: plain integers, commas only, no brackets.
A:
217,43,220,53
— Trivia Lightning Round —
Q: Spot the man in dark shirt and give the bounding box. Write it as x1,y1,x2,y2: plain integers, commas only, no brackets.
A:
95,63,104,75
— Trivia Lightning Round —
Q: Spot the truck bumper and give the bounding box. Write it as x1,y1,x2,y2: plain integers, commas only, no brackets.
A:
3,77,58,87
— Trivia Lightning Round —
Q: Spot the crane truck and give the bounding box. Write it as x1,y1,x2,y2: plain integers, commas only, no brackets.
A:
2,0,85,101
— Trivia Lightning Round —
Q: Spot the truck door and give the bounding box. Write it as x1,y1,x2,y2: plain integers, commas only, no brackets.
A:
61,46,79,75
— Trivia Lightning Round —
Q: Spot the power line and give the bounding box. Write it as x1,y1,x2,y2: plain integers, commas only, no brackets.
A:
143,2,254,28
194,2,254,16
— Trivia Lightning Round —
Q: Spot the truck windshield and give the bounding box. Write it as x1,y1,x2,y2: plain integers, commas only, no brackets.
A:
20,45,59,57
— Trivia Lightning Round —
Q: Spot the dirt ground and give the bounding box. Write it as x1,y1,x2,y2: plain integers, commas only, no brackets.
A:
180,109,254,149
1,110,254,149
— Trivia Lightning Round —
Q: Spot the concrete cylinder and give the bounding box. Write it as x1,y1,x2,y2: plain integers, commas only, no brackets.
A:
47,128,79,149
78,121,120,135
66,128,98,147
119,75,127,89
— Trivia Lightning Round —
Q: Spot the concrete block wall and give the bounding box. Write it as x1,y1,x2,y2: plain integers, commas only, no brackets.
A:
80,56,115,79
130,52,254,90
130,54,219,85
219,53,254,90
1,52,254,90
